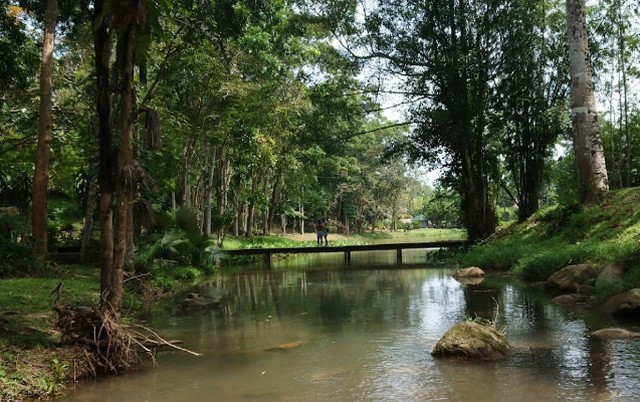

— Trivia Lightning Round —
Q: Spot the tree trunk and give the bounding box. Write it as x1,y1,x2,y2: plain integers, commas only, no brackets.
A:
266,169,282,235
566,0,609,205
245,203,254,238
231,196,240,237
125,201,135,271
261,174,269,235
244,176,258,237
179,139,194,208
356,197,363,233
617,2,631,188
241,201,248,236
109,23,136,315
79,175,97,264
391,207,397,231
299,186,305,234
214,151,232,241
203,148,217,235
31,0,57,256
93,0,114,303
280,213,286,235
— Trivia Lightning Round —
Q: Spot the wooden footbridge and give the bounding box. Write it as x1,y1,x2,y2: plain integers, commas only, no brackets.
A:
224,240,467,267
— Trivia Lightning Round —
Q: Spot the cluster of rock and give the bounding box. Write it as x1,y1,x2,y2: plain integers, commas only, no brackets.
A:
533,263,640,339
432,263,640,361
532,263,640,316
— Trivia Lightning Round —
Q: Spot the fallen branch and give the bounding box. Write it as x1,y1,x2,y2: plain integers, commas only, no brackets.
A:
126,324,202,357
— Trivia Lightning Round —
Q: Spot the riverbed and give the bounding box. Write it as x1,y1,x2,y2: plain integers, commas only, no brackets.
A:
60,250,640,401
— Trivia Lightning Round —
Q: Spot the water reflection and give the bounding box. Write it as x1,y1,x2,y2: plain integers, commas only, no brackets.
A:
61,267,640,402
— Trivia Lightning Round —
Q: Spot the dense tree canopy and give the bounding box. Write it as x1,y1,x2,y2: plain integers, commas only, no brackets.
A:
1,0,640,288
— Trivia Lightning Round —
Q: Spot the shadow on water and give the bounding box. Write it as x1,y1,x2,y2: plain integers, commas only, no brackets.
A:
60,252,640,402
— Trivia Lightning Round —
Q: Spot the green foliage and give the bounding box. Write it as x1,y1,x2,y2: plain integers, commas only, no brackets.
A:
460,241,534,271
0,2,40,91
423,187,461,226
174,266,201,280
135,209,222,278
0,264,99,400
511,247,578,281
174,207,201,236
0,214,29,240
135,230,188,269
0,238,42,277
546,153,579,206
49,358,69,385
622,265,640,292
0,167,33,213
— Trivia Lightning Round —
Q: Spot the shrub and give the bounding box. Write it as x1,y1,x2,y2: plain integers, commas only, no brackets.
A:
173,267,201,280
512,248,575,281
0,214,29,241
458,241,533,271
0,239,42,277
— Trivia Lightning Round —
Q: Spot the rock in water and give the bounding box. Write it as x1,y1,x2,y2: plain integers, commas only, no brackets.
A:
431,321,512,360
451,267,485,278
547,264,599,292
603,288,640,316
591,328,637,340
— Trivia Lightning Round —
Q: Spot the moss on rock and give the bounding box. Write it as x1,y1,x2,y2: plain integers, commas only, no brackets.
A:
431,321,511,360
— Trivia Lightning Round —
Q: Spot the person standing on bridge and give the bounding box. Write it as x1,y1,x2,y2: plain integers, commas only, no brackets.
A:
321,218,329,246
315,219,325,246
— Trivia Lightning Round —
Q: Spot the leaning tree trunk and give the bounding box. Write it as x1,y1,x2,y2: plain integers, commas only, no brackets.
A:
32,0,57,256
566,0,609,205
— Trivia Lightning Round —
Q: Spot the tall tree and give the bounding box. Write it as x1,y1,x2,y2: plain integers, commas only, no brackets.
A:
566,0,609,204
31,0,58,256
352,0,499,242
494,0,569,221
92,0,115,310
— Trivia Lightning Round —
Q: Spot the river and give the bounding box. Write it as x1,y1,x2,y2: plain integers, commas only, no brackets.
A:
61,250,640,401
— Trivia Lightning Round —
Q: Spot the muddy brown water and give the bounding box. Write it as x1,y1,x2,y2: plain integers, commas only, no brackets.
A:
60,250,640,401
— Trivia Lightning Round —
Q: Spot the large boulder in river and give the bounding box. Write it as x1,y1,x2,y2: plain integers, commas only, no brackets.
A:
547,264,599,292
603,288,640,317
452,267,485,278
431,321,511,360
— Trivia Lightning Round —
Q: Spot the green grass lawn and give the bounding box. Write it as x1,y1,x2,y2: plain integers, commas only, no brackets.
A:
221,227,466,249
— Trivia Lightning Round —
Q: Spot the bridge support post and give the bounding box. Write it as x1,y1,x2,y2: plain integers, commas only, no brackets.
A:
396,249,402,263
344,251,351,264
264,253,271,268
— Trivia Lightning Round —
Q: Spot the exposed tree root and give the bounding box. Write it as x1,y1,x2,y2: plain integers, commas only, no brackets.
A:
53,303,200,376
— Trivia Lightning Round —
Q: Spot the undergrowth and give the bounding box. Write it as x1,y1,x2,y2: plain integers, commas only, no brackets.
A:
458,188,640,289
